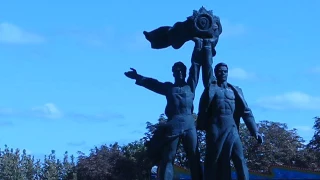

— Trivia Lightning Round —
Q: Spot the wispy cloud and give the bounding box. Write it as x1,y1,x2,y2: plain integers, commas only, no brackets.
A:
0,22,45,44
131,130,144,134
293,125,314,133
309,66,320,74
0,121,13,126
229,68,256,80
256,91,320,110
31,103,63,119
0,103,124,122
67,112,124,122
117,124,127,127
55,27,115,48
125,32,149,50
220,19,246,38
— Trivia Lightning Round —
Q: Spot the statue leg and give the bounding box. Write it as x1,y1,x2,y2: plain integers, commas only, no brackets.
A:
231,136,250,180
215,136,234,180
204,132,218,180
216,151,232,180
204,130,233,180
158,137,180,180
181,127,202,180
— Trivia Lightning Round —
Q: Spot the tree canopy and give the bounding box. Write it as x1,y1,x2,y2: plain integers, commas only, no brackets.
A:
0,115,319,179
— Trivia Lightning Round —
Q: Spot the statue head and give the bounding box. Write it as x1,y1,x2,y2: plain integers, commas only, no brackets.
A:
172,61,187,83
214,62,228,83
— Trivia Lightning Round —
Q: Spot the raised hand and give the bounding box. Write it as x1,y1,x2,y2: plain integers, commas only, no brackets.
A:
124,68,139,79
192,37,203,50
192,37,218,57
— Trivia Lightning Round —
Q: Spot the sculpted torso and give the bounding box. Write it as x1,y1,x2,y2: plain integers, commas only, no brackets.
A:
208,85,237,128
211,86,236,116
165,84,194,119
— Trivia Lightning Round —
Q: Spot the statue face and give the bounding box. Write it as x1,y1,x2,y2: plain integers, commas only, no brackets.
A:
173,66,186,81
215,65,228,82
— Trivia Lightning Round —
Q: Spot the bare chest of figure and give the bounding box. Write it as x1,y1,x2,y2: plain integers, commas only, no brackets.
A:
165,85,194,117
210,87,236,116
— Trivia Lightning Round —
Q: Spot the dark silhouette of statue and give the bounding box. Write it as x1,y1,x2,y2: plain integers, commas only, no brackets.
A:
124,38,212,180
197,41,264,180
126,6,224,179
143,7,222,50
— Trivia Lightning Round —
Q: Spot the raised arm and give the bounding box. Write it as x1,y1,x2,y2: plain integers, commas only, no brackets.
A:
124,68,169,95
186,41,202,93
201,39,218,89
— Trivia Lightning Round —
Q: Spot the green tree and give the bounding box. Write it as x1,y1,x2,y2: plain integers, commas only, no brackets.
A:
0,116,317,179
41,150,60,180
0,145,76,180
33,159,42,180
240,121,306,172
144,115,316,172
19,149,35,180
76,143,136,180
122,140,150,179
307,116,320,151
143,114,167,143
61,152,77,180
305,116,320,170
0,146,23,180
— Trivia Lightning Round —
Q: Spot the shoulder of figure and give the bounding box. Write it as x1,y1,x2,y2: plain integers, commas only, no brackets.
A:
229,83,242,91
234,85,241,90
210,80,217,86
208,82,217,89
235,86,244,96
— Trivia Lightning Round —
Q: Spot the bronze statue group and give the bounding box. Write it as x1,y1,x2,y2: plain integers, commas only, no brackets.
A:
125,7,264,180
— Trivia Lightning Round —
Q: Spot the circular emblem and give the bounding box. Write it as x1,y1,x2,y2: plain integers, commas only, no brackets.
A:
188,7,222,38
195,13,213,32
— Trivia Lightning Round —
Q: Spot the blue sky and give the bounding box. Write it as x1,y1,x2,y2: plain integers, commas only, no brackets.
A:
0,0,319,159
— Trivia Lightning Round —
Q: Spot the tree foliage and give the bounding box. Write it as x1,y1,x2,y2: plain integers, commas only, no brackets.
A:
145,115,320,172
305,116,320,170
0,146,75,180
0,116,319,179
239,121,309,172
307,117,320,151
76,142,150,180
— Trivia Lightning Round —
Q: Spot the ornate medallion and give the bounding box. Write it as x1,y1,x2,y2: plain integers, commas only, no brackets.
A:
187,6,222,38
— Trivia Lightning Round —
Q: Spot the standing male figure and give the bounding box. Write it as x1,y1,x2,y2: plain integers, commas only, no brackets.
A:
197,40,264,180
124,39,211,180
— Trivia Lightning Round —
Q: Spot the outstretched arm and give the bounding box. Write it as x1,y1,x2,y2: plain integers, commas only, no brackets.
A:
124,68,169,96
135,75,170,95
